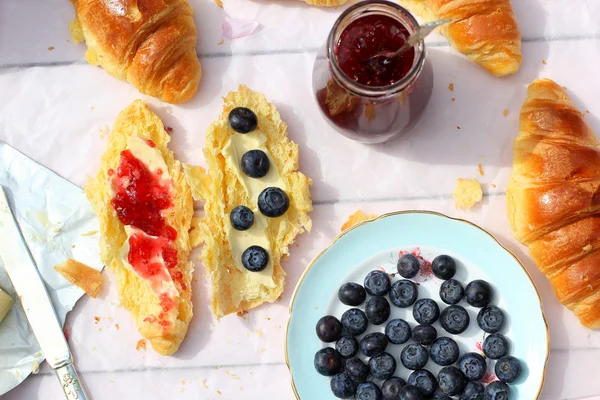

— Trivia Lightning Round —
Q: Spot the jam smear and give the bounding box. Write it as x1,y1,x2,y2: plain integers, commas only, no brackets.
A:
336,14,415,87
110,146,185,321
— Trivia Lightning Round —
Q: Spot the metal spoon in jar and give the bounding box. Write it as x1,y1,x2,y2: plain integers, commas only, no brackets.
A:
370,19,452,62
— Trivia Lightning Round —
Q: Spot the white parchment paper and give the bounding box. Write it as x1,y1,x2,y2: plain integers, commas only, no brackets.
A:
0,143,102,395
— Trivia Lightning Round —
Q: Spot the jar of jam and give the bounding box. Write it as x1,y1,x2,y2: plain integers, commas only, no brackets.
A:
313,1,433,144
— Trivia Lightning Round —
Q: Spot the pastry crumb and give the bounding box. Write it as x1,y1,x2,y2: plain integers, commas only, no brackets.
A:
562,86,568,91
503,109,509,117
236,310,248,317
453,178,483,210
255,329,263,338
201,379,208,389
542,60,547,65
342,210,377,232
451,97,456,102
179,388,184,393
115,324,120,330
457,126,461,130
217,390,222,395
218,38,224,45
448,83,454,92
478,164,484,176
136,339,147,351
94,316,100,324
585,110,590,115
91,346,96,351
81,230,99,236
215,0,223,7
491,184,497,188
55,259,103,298
583,244,593,252
260,348,266,352
32,361,39,374
48,46,55,51
98,328,102,332
91,106,95,110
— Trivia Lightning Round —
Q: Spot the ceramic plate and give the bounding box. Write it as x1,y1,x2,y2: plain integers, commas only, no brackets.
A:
286,211,548,399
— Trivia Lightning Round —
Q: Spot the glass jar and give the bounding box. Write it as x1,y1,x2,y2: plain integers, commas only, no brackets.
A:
312,1,433,144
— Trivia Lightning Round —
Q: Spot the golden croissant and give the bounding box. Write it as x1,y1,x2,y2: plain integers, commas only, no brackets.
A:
70,0,201,104
507,79,600,329
399,0,522,76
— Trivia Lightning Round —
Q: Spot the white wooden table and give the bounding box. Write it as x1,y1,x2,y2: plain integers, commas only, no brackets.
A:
1,0,600,398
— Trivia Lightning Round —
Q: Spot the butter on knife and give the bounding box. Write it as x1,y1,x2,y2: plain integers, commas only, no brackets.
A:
0,287,13,323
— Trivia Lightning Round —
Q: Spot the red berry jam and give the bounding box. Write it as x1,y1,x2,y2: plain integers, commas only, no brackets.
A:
336,14,415,87
110,147,185,314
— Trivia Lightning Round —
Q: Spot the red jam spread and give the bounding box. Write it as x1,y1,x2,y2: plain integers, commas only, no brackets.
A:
110,145,184,322
335,14,415,87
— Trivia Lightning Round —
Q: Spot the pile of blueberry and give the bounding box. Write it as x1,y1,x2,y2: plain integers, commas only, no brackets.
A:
227,107,290,273
314,253,524,400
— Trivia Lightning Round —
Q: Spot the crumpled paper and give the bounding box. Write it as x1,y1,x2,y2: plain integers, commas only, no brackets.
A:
0,143,102,395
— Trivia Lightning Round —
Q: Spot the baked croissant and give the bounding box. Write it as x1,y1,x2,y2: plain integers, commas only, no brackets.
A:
507,79,600,329
70,0,201,104
399,0,522,76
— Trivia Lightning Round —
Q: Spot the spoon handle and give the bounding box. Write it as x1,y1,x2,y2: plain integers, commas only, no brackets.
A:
407,18,453,45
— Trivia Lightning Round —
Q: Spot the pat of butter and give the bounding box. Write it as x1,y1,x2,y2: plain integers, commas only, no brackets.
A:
126,136,170,177
0,287,14,324
223,130,287,208
222,130,287,287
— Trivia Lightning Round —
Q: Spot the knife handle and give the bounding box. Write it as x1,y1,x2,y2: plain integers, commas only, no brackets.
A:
55,363,89,400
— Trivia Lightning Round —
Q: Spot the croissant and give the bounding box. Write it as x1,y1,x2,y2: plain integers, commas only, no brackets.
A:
399,0,522,76
70,0,201,104
507,79,600,329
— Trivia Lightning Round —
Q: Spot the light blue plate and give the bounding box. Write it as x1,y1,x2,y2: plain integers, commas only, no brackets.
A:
286,211,548,399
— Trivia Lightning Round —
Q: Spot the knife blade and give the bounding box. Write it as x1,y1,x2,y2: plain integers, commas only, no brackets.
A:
0,186,88,400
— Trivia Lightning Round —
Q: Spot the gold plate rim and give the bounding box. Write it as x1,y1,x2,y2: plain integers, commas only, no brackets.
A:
284,209,549,399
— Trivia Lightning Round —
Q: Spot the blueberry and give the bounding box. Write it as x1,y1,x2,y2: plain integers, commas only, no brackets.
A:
413,299,440,325
345,357,369,383
459,352,487,381
465,280,492,308
400,344,429,370
366,296,391,325
364,270,392,296
338,282,367,306
356,382,383,400
316,315,342,342
257,187,289,217
385,319,411,344
382,377,406,400
412,325,437,345
399,385,424,400
477,306,505,333
341,308,368,336
336,335,358,358
230,205,254,230
439,279,465,305
440,305,470,334
314,347,342,376
484,381,510,400
482,333,508,360
241,245,269,272
430,337,460,366
360,332,388,357
389,280,418,308
461,381,485,400
437,366,466,396
432,255,456,280
495,356,522,383
397,254,421,278
407,369,438,397
369,352,397,380
240,149,270,178
228,107,258,133
331,372,358,398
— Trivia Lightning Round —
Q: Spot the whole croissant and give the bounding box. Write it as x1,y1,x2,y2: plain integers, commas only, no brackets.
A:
399,0,522,76
70,0,201,104
507,79,600,329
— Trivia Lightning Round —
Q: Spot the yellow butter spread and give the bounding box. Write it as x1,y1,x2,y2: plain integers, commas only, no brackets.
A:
222,130,288,288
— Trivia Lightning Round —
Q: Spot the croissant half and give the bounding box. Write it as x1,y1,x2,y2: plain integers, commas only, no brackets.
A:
399,0,522,76
70,0,201,104
507,79,600,329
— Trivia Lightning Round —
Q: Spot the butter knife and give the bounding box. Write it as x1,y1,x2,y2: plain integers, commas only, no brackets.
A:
0,186,88,400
